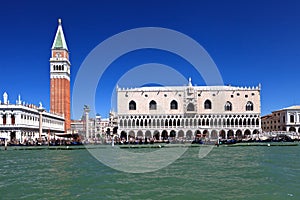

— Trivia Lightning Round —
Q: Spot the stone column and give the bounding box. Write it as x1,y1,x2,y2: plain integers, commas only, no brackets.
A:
37,106,45,141
6,113,11,125
84,105,90,139
39,113,42,139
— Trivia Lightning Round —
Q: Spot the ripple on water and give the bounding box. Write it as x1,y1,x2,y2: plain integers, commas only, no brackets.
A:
0,145,300,199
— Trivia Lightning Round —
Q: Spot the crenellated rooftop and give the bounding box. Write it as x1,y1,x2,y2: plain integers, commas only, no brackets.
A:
117,84,261,92
117,78,261,92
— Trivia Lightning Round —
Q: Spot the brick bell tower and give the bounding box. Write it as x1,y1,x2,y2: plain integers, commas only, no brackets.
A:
50,19,71,132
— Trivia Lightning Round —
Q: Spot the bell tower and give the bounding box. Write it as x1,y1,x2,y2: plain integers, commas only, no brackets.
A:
50,19,71,132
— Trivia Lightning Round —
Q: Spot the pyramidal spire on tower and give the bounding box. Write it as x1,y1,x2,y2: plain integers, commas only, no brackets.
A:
51,18,68,50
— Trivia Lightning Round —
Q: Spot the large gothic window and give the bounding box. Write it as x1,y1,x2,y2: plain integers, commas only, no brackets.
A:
149,100,157,110
170,100,178,110
246,101,254,111
187,103,195,111
204,100,212,109
129,100,136,110
225,101,232,111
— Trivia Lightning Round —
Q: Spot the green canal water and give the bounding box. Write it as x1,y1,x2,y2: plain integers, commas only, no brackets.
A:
1,144,300,200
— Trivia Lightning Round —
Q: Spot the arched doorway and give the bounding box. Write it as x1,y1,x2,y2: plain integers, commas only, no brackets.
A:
289,127,296,132
154,131,160,140
178,130,184,138
211,130,218,139
186,130,193,140
161,130,168,140
137,130,143,138
203,130,209,138
244,129,251,137
128,131,135,143
113,127,118,134
120,131,127,140
236,130,242,139
219,130,226,139
195,130,201,138
170,130,176,138
145,130,152,139
129,131,135,139
227,130,234,139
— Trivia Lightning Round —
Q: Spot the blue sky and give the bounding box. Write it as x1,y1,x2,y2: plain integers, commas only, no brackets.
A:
0,0,300,119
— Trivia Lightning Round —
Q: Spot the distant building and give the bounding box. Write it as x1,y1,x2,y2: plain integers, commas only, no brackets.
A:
71,105,117,141
0,92,64,143
50,19,71,132
117,79,261,140
261,105,300,133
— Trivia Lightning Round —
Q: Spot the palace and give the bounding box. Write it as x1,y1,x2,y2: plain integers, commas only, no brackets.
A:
117,79,261,141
